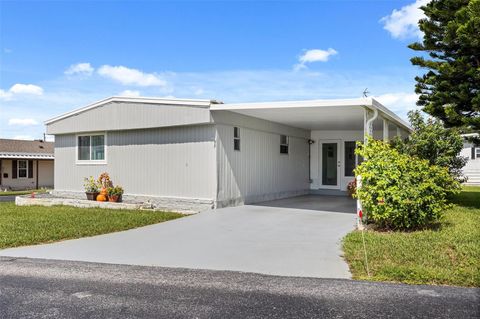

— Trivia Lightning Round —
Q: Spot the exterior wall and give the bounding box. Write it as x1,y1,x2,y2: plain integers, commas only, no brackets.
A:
47,101,212,135
213,111,310,206
38,160,54,188
310,130,364,192
54,124,217,211
0,159,53,190
461,142,480,185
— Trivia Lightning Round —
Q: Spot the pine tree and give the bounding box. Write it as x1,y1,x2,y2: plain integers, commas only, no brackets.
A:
409,0,480,133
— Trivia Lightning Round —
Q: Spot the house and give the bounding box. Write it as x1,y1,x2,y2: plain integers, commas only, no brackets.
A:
461,133,480,185
0,139,54,190
45,96,411,212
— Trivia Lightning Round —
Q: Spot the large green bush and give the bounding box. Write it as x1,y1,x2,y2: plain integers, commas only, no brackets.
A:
355,137,460,230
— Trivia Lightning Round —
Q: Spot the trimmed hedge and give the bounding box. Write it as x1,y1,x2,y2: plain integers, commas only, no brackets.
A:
354,137,460,230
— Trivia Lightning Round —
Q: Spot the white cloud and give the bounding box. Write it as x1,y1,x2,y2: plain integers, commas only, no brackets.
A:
10,84,44,95
8,118,39,126
98,65,166,87
13,135,34,140
375,92,420,118
118,89,141,97
380,0,429,39
0,84,44,100
65,62,94,76
294,48,338,70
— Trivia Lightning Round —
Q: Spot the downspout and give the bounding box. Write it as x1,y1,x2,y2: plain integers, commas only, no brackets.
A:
35,160,39,189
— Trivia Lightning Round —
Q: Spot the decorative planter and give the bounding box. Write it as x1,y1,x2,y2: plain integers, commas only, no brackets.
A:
108,195,119,202
85,192,99,201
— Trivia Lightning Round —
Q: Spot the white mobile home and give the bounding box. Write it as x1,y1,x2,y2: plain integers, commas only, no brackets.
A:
45,96,411,212
461,133,480,185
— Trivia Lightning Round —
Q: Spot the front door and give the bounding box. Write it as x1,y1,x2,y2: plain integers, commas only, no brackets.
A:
321,141,340,188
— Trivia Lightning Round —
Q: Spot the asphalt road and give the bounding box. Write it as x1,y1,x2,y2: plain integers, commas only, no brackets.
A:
0,257,478,319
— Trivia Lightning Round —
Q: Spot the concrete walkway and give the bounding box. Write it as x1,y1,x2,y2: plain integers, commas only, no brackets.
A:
0,195,356,278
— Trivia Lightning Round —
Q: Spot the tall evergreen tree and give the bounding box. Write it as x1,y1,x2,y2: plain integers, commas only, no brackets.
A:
409,0,480,133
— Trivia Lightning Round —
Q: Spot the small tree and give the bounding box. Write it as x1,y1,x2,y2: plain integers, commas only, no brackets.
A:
355,137,460,230
391,111,468,182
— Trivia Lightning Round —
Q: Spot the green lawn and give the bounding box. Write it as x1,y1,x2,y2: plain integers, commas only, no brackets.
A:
0,189,48,196
0,203,183,249
342,186,480,287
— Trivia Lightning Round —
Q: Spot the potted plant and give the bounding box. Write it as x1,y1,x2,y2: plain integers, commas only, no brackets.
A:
107,185,124,202
347,179,357,198
96,172,112,201
83,176,100,200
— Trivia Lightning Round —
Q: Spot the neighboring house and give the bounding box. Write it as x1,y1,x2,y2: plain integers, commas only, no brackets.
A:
0,139,54,190
45,96,411,212
461,133,480,185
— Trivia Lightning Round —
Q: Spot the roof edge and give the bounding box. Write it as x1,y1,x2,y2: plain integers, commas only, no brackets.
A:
370,98,412,132
211,97,373,110
45,96,215,125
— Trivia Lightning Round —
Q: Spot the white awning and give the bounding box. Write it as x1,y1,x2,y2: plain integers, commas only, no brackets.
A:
0,152,54,160
211,97,411,131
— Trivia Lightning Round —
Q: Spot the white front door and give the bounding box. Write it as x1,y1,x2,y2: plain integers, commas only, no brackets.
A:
319,140,341,189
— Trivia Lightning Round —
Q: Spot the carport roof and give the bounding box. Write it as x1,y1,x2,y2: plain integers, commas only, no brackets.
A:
211,97,411,131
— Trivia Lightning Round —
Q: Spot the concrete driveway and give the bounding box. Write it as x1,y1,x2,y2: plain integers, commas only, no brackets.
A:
0,195,356,278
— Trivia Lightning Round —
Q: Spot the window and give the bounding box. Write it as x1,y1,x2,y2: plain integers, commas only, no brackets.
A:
233,127,241,151
18,160,28,178
476,148,480,159
344,141,356,177
77,134,106,162
280,135,289,154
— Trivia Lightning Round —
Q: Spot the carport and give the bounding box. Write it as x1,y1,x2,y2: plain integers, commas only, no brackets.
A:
212,97,411,193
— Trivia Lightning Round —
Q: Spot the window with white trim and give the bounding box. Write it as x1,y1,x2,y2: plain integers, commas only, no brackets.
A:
476,147,480,159
280,135,289,154
233,127,241,151
77,134,105,161
18,160,28,178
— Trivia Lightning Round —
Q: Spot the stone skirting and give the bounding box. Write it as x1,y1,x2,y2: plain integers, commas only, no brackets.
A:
50,190,214,213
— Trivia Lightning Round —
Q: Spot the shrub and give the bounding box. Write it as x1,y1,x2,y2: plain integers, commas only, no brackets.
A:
355,137,460,230
391,111,467,182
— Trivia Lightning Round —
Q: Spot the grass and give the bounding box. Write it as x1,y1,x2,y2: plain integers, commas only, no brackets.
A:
0,189,48,196
342,186,480,287
0,203,183,249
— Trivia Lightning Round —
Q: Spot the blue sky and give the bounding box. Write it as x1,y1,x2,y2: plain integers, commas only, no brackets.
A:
0,0,427,140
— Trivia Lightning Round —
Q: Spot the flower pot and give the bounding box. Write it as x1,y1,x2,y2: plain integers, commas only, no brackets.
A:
86,192,99,201
108,195,119,202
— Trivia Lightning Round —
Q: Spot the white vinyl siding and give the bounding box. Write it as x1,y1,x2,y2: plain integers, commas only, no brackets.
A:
216,124,309,206
55,125,217,200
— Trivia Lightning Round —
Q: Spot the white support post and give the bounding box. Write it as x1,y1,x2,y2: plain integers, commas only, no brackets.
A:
356,175,364,230
363,109,369,144
383,119,389,142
